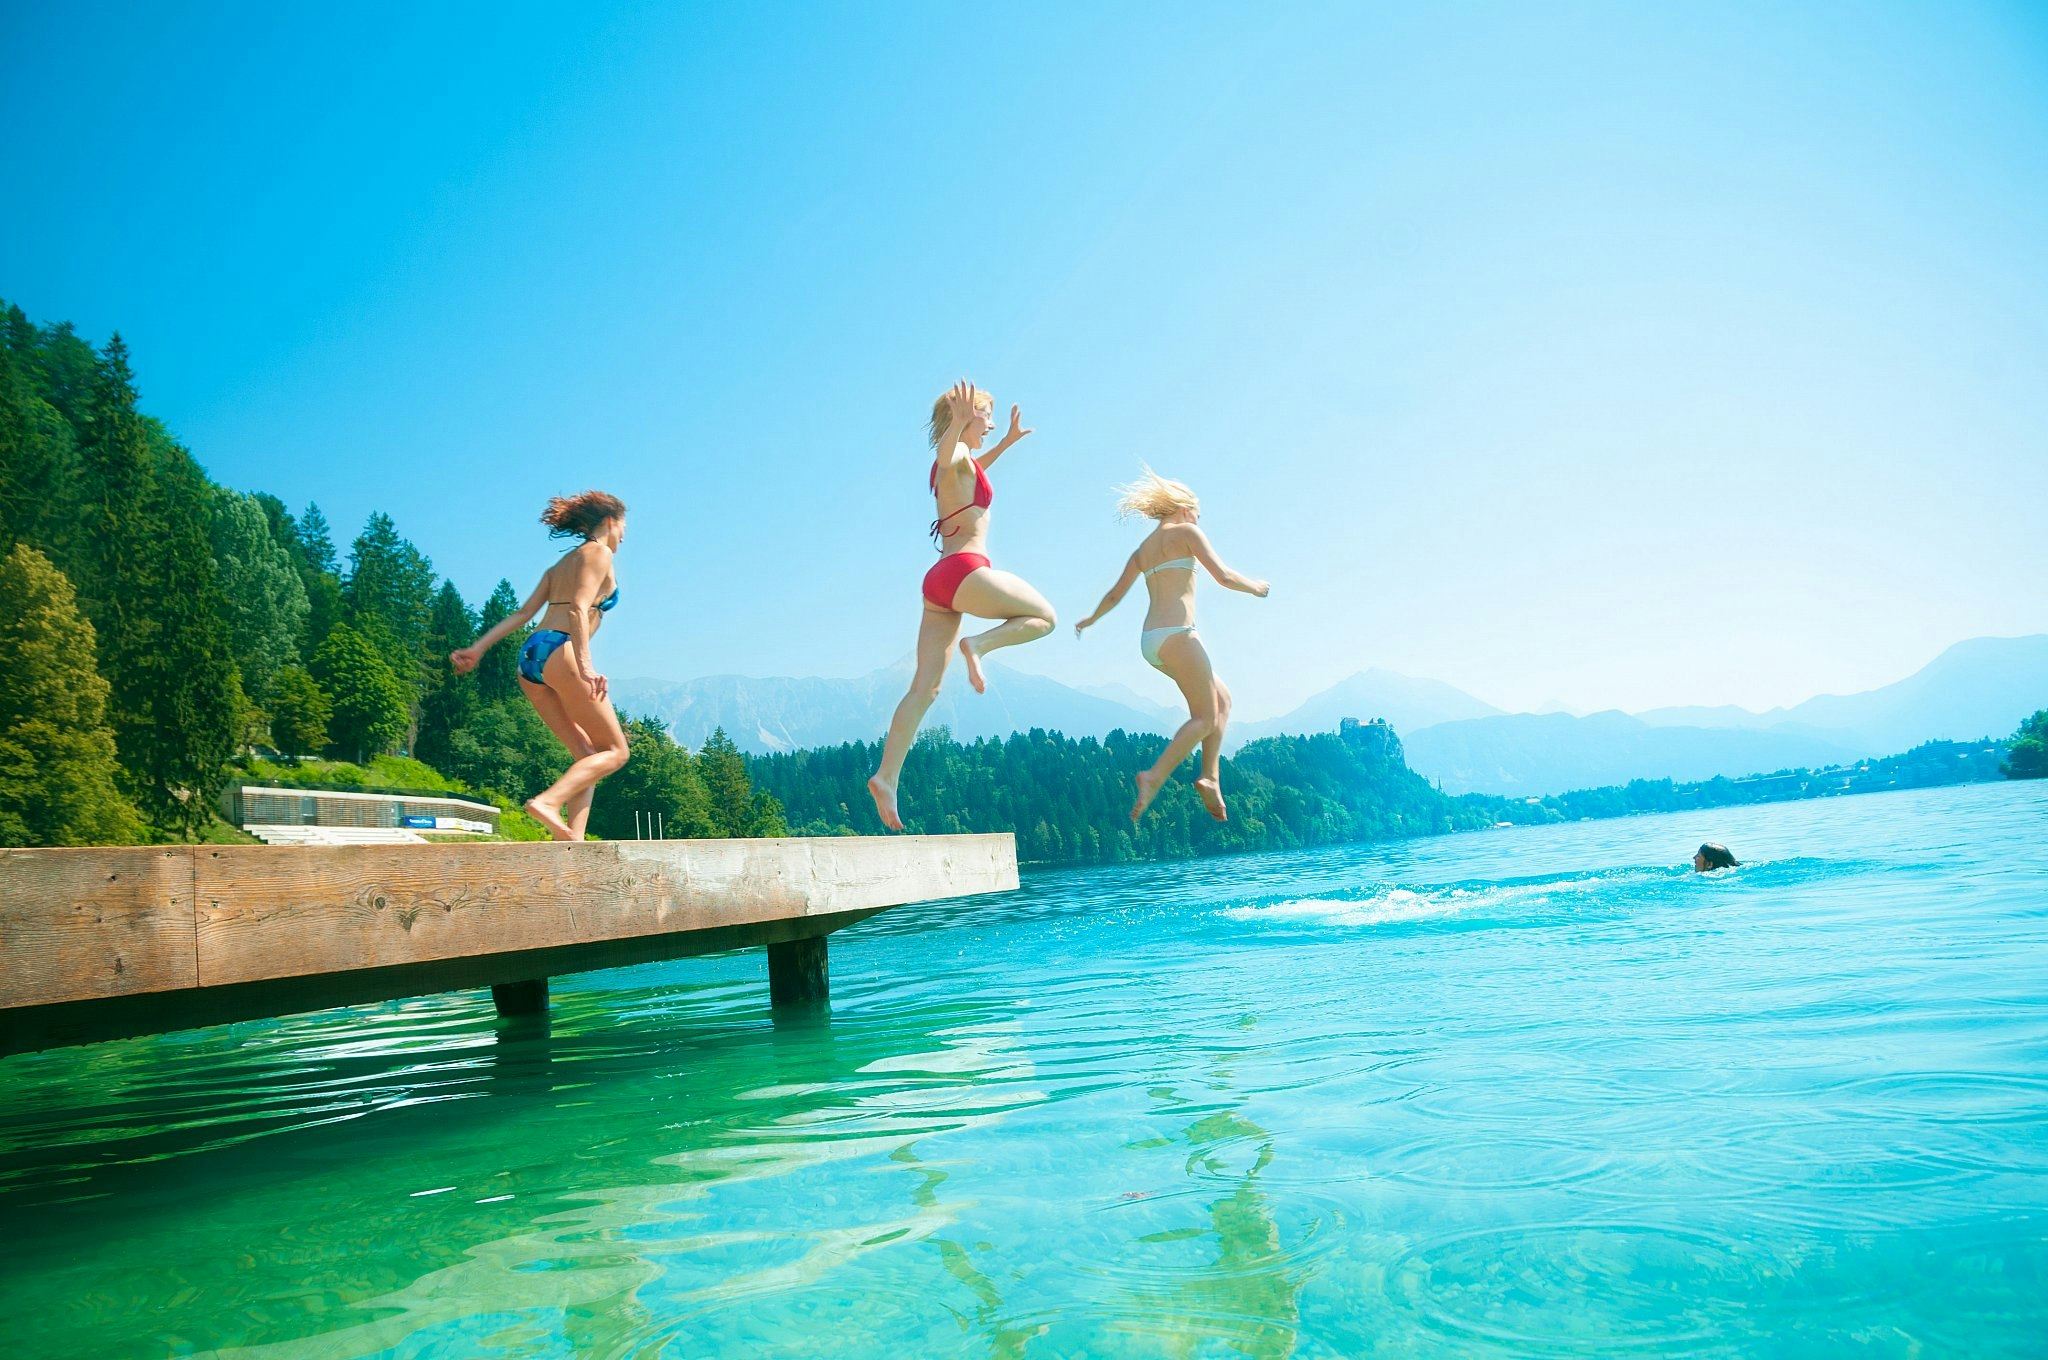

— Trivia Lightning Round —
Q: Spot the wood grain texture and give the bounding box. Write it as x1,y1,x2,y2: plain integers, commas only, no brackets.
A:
0,847,196,1006
2,834,1013,1054
191,834,1015,987
3,905,886,1056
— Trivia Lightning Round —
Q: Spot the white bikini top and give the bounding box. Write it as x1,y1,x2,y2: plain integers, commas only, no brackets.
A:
1144,556,1196,578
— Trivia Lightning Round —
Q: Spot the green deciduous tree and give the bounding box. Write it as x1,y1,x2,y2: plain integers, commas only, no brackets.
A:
269,665,332,761
311,622,409,764
2004,710,2048,780
207,486,309,702
0,545,142,845
589,715,713,840
436,699,559,800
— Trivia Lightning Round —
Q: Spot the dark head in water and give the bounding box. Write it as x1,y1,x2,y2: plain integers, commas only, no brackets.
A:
1693,843,1740,872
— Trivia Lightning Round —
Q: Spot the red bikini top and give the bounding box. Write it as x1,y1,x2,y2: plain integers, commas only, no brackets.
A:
929,458,993,547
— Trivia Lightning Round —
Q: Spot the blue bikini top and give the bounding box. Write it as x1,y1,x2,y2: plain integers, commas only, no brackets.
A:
546,584,619,614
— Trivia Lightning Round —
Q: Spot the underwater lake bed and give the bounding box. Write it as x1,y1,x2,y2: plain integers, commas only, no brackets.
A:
3,780,2045,1358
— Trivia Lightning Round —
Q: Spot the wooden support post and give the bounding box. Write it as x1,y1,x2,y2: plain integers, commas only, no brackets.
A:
767,936,829,1007
491,978,548,1017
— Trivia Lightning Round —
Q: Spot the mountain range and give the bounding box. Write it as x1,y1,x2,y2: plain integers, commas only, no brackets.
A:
610,662,1172,754
614,634,2048,796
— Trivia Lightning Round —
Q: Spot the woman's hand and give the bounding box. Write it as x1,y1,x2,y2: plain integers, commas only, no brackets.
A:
1074,615,1095,639
1004,405,1033,445
449,646,481,675
949,379,981,426
1251,579,1272,598
583,670,608,702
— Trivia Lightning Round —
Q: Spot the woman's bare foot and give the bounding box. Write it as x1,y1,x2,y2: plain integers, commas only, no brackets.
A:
867,774,903,831
1195,777,1228,822
959,637,987,694
525,798,573,841
1131,770,1164,823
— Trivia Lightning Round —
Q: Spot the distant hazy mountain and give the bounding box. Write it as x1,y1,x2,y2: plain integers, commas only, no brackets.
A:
1636,635,2048,755
611,662,1169,754
1404,712,1865,796
1073,680,1184,728
1227,668,1502,749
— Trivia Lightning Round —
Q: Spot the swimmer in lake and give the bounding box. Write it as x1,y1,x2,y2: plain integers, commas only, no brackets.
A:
1693,842,1740,871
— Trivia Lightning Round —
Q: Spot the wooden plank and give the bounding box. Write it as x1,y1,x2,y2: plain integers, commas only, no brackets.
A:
0,847,196,1007
191,834,1014,987
2,905,886,1056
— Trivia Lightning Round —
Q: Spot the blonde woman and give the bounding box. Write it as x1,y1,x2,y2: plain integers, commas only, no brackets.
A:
867,380,1056,830
1074,470,1269,823
450,490,631,841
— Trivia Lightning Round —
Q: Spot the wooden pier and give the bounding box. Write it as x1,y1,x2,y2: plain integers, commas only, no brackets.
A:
0,834,1017,1057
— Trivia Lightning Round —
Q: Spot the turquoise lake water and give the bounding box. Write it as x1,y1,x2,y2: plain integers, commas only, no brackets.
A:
2,780,2045,1358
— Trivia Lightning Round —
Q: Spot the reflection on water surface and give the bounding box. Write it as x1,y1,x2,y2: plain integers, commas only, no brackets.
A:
3,782,2046,1357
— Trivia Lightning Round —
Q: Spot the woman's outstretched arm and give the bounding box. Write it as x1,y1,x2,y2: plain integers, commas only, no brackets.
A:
1188,528,1271,598
450,576,549,673
975,404,1035,473
1073,552,1143,637
935,380,980,475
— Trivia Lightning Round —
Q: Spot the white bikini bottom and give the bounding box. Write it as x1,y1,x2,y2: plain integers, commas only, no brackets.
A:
1141,625,1197,670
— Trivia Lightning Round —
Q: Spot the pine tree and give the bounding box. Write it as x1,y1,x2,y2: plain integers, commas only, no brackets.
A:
343,512,435,682
292,501,343,656
298,502,338,575
74,337,238,835
0,545,142,845
475,578,526,704
696,727,756,838
312,622,409,764
415,581,480,774
269,666,332,761
0,307,87,571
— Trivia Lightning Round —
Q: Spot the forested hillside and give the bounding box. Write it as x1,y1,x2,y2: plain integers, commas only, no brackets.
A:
0,301,782,844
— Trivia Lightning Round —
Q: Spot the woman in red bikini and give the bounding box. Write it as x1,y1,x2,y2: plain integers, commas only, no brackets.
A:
867,380,1055,830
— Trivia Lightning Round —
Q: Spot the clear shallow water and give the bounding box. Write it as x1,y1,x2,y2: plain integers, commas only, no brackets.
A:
3,781,2046,1359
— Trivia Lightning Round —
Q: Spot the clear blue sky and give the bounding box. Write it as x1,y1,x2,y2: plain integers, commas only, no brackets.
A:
5,1,2045,719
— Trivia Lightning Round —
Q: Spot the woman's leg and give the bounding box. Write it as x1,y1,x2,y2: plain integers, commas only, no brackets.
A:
949,568,1056,694
1196,678,1232,821
522,678,603,837
522,642,630,841
1133,633,1220,822
867,603,963,831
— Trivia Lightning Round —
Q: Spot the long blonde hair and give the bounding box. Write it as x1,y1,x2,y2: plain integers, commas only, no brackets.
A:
1114,466,1200,521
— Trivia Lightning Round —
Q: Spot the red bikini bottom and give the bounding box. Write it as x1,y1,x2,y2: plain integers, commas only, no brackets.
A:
922,552,990,611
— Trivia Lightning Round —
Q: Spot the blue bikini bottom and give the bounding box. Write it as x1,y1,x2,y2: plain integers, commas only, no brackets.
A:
519,630,571,685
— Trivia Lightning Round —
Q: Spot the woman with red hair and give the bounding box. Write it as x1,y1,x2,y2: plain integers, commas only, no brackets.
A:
451,490,631,840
